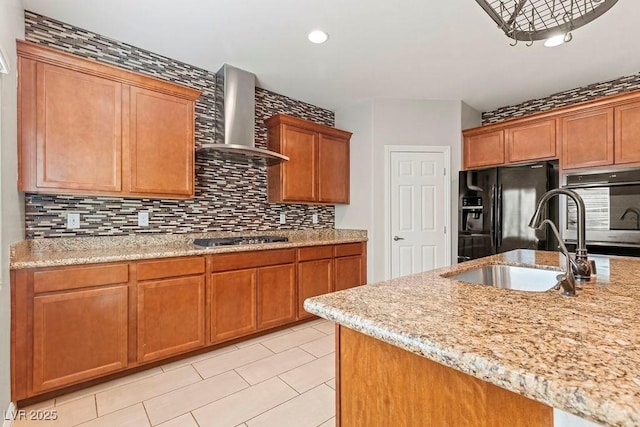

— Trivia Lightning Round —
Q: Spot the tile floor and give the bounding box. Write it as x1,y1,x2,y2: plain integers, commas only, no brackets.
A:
13,319,336,427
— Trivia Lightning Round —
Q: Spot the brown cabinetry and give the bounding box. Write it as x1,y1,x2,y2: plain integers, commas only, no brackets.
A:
17,41,200,199
209,249,297,343
136,257,205,363
505,119,557,163
463,130,505,169
334,243,366,292
266,114,351,204
560,108,614,170
11,242,366,402
26,263,130,395
615,101,640,165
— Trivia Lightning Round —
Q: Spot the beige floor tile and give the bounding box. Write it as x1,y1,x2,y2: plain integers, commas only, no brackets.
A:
144,371,249,425
261,328,326,353
236,348,316,385
325,378,336,390
278,353,335,393
156,413,199,427
246,384,335,427
318,418,335,427
235,328,296,349
76,403,149,427
290,319,327,331
96,366,201,416
160,345,238,372
56,367,164,405
192,377,298,427
299,334,335,358
312,321,336,335
193,344,273,379
13,395,96,427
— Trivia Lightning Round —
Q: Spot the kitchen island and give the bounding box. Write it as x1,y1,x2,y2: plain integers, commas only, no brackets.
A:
304,250,640,426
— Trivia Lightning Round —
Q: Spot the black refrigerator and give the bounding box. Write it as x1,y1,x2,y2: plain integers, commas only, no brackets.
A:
458,161,559,263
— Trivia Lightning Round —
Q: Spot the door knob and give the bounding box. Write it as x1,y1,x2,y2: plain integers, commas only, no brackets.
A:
393,236,404,241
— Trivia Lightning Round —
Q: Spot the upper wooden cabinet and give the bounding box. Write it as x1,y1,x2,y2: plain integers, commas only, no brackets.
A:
266,114,352,204
615,101,640,165
463,119,557,170
17,41,201,199
560,108,614,170
505,119,557,163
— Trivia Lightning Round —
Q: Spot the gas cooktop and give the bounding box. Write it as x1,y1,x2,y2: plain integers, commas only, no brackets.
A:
193,235,289,247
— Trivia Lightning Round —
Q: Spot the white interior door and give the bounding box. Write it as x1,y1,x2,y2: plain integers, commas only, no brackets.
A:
388,149,449,279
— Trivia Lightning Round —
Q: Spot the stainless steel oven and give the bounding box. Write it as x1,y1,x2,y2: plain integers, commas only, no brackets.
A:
561,168,640,250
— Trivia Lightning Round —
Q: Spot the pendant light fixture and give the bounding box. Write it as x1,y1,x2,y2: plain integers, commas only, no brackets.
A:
475,0,618,47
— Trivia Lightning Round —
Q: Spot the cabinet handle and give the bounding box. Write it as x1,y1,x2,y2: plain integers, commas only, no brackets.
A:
393,236,404,241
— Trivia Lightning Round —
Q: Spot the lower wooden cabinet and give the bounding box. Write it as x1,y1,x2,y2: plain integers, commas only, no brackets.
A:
137,276,205,363
210,269,257,343
257,264,296,330
12,243,367,402
32,286,128,393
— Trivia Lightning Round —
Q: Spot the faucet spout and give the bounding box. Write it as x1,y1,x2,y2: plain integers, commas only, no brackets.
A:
528,188,591,281
538,219,576,296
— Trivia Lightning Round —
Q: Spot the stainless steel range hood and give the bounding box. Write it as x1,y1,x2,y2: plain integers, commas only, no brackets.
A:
197,64,289,163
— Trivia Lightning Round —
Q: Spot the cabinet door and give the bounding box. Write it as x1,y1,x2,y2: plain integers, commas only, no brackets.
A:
137,276,205,363
615,102,640,165
561,108,614,169
505,119,556,163
35,63,122,192
32,286,128,393
127,86,194,197
318,134,350,203
281,125,318,202
257,264,296,330
298,259,333,320
334,255,364,292
210,269,257,342
463,131,505,169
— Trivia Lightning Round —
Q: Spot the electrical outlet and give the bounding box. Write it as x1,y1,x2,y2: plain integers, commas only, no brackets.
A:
279,213,286,224
138,211,149,227
67,213,80,229
312,213,318,224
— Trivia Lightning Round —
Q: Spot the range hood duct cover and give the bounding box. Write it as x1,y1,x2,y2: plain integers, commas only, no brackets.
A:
197,64,289,163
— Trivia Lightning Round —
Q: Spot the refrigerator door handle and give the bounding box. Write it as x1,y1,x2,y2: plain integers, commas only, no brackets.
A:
490,184,497,250
497,184,503,249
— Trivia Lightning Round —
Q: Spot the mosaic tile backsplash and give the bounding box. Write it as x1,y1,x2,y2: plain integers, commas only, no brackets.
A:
24,11,336,238
482,73,640,124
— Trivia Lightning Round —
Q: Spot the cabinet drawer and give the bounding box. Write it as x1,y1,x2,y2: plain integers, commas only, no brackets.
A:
334,243,363,258
210,249,296,272
33,264,129,294
137,257,205,281
298,245,334,261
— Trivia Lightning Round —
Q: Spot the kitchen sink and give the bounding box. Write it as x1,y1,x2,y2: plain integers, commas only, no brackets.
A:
445,264,561,292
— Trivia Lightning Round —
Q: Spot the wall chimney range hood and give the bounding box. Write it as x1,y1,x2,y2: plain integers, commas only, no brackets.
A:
197,64,289,163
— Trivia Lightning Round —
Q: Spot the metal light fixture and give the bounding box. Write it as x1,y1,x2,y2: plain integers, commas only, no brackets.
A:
475,0,619,47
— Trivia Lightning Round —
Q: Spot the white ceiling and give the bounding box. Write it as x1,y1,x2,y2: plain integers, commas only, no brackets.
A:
19,0,640,113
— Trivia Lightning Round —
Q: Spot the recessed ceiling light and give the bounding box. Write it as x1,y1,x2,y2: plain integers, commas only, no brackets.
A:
544,33,570,48
307,30,329,44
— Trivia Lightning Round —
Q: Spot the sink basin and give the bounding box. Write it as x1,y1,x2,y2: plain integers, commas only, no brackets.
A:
446,264,561,292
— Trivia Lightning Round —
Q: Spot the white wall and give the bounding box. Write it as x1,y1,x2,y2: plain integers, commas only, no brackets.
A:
0,0,25,412
336,98,481,283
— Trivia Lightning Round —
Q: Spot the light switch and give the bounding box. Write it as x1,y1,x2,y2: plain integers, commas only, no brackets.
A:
312,214,318,224
279,213,286,224
67,213,80,229
138,211,149,227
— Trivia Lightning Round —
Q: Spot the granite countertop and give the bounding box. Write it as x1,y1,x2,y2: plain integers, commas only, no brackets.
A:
305,249,640,427
10,229,367,269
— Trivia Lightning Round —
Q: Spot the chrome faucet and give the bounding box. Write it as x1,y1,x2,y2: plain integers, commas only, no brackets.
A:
529,188,591,281
537,219,577,296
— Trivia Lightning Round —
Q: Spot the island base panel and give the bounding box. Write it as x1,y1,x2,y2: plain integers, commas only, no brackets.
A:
337,326,553,427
